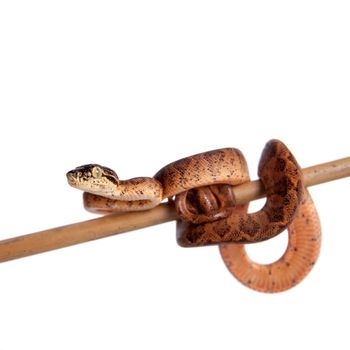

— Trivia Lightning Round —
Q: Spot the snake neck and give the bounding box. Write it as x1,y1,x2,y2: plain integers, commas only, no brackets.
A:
103,177,163,203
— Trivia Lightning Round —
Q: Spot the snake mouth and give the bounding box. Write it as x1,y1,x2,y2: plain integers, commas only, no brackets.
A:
66,171,78,186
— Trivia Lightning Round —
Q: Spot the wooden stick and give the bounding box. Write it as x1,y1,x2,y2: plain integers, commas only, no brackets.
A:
0,157,349,263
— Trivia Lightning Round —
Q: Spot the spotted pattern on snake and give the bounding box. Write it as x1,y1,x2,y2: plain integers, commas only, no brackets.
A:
67,139,321,292
176,140,304,246
154,148,248,199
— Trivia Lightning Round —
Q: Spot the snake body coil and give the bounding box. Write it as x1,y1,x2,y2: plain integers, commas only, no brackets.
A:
219,191,321,292
175,140,304,246
67,139,321,292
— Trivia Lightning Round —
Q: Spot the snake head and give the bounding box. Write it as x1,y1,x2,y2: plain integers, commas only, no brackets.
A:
66,164,120,196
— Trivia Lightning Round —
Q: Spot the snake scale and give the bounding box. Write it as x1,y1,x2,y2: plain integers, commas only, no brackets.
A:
67,139,321,292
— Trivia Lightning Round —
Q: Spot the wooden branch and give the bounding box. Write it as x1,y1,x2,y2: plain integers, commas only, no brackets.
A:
0,157,349,263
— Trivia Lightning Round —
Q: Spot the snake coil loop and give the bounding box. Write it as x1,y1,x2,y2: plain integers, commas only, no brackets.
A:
67,139,321,292
175,140,304,246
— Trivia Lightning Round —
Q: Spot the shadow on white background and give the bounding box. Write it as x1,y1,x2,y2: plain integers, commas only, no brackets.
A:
0,1,349,349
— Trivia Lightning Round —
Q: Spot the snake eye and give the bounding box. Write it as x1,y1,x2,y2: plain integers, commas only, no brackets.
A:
92,166,103,179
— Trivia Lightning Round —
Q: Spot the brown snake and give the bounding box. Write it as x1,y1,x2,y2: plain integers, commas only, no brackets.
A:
67,139,321,292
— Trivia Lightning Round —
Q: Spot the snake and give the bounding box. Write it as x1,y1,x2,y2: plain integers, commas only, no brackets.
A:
67,139,321,292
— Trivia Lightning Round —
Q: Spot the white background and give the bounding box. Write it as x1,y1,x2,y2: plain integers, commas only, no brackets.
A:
0,1,349,349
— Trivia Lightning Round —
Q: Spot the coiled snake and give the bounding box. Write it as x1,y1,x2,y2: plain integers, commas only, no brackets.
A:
67,139,321,293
